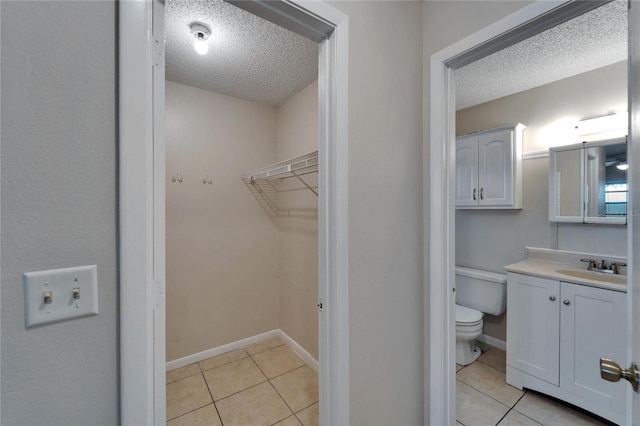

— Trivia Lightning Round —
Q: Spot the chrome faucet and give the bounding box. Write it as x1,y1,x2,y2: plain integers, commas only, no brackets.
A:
580,258,626,274
580,259,597,271
611,262,627,275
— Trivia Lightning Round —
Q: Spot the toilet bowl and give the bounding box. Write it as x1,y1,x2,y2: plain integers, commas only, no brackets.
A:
455,266,507,366
455,304,484,365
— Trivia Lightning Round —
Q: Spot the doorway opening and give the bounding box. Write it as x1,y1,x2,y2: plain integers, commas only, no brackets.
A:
164,2,322,423
428,1,635,424
118,1,349,424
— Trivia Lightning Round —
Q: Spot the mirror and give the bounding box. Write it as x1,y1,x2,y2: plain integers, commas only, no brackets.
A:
549,137,627,224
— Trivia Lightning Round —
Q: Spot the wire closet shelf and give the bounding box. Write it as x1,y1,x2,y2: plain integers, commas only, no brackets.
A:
242,151,318,216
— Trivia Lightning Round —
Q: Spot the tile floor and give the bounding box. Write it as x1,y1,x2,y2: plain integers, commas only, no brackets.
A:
166,336,318,426
456,345,615,426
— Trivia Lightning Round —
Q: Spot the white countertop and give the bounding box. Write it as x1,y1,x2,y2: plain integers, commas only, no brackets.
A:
504,255,627,293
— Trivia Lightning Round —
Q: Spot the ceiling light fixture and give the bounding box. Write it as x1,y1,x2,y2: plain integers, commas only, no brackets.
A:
616,161,629,171
190,22,211,55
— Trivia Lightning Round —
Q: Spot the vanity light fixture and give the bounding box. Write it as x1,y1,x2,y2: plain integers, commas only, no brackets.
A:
575,112,628,140
190,22,211,55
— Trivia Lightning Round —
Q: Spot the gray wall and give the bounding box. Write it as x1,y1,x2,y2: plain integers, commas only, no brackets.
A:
1,1,119,425
329,1,424,424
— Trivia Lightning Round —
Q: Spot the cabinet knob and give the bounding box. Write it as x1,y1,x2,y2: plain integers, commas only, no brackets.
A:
549,296,556,301
563,300,570,305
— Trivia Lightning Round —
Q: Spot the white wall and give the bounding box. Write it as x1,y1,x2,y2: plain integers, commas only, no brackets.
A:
455,62,628,341
165,81,281,361
276,81,319,359
1,1,119,424
330,1,424,424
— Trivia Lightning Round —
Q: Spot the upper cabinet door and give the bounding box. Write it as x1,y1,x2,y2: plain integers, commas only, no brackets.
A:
455,124,524,209
478,129,514,206
456,135,479,206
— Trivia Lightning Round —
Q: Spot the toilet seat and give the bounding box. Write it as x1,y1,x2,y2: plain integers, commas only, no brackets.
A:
455,304,483,325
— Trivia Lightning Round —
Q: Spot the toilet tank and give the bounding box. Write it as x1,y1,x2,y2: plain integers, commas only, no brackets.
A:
455,266,508,316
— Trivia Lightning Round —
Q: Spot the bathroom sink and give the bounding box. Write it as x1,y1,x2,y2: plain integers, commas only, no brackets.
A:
555,268,627,285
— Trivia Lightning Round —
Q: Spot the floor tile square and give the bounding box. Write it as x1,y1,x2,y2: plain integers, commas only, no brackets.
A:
513,392,610,425
216,382,292,426
296,402,318,426
199,349,248,372
456,380,510,426
166,374,213,421
167,363,201,384
457,361,524,407
203,357,266,401
271,366,318,412
275,415,302,426
245,336,285,355
252,345,305,379
478,347,507,373
497,409,542,426
167,403,221,426
456,364,464,372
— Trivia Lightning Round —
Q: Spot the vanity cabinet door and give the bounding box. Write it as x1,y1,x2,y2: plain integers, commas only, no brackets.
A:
478,129,514,206
507,273,560,385
456,135,478,207
559,282,627,414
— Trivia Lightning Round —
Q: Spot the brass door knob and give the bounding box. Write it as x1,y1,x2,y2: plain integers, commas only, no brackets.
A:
600,358,640,392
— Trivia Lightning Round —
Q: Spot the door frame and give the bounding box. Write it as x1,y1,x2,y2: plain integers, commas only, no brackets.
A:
119,1,350,424
427,0,634,423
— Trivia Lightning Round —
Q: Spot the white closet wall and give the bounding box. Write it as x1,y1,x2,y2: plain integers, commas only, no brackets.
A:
165,81,279,362
276,80,319,359
165,79,319,362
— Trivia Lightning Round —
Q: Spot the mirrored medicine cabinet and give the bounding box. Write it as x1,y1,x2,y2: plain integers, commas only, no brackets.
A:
549,137,627,224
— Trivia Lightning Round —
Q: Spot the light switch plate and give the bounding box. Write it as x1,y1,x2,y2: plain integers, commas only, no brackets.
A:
24,265,98,328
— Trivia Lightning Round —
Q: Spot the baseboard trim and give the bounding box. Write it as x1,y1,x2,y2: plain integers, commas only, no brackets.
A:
277,330,319,371
166,329,319,372
477,334,506,351
166,329,279,371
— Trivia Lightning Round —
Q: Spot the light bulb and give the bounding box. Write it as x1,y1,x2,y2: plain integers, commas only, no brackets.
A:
194,39,209,55
616,162,629,171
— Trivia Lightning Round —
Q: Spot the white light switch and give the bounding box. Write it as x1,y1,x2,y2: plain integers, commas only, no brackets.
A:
24,265,98,328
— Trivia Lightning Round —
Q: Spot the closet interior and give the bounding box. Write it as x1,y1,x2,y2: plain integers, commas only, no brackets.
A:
163,1,320,424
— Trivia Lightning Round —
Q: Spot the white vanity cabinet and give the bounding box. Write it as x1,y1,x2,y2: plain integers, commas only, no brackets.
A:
507,272,627,424
456,124,525,209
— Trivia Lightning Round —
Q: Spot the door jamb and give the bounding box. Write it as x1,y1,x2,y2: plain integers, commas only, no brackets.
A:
118,1,350,424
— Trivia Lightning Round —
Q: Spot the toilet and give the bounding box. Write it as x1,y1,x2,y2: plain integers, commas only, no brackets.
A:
455,266,507,365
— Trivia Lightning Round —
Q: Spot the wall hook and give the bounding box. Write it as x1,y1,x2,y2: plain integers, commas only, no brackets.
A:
203,174,212,184
171,172,183,183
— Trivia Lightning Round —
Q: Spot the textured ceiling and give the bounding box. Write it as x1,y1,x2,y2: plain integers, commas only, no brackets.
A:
456,1,627,110
165,0,318,107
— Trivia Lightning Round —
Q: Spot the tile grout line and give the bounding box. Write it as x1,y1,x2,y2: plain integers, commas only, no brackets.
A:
166,373,214,422
266,379,296,423
198,349,250,373
455,379,514,412
493,390,528,425
200,369,226,426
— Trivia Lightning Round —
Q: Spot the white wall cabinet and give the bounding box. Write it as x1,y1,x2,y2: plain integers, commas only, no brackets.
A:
456,124,525,209
506,272,627,424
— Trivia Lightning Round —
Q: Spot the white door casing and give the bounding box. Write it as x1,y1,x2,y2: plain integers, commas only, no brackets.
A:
119,1,350,424
628,0,640,421
428,1,638,424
